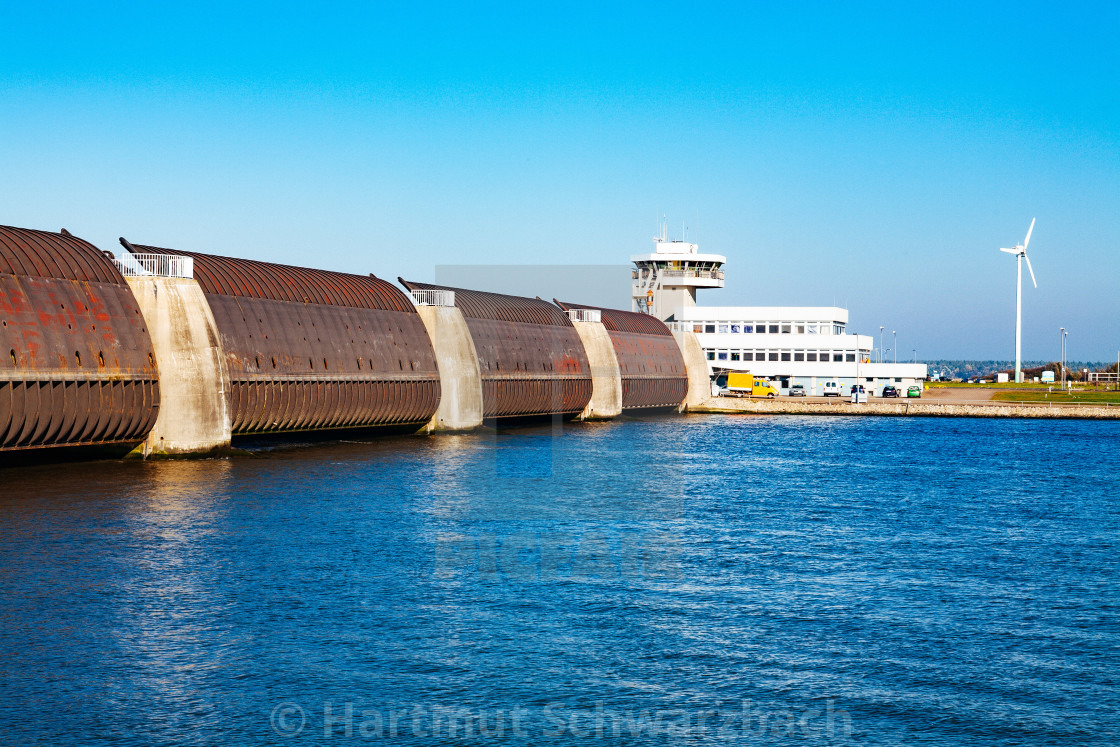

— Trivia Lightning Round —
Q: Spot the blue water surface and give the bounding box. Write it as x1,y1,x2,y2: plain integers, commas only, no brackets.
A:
1,414,1117,745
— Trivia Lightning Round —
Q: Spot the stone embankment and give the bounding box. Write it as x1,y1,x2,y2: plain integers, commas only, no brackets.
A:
695,396,1120,420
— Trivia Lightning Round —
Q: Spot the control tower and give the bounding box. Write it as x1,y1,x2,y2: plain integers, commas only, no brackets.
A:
631,224,726,321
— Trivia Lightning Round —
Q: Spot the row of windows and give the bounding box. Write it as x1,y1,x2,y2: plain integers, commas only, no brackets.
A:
690,323,845,335
706,350,859,363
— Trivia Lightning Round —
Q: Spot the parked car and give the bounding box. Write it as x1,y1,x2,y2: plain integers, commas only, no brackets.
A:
881,385,899,398
789,383,806,397
907,385,922,398
822,381,841,397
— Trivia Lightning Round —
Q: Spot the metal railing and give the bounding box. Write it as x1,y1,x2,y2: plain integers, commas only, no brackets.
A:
113,253,194,279
409,289,456,307
566,308,601,323
632,269,724,281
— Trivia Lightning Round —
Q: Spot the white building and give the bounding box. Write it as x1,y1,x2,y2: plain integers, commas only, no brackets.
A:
631,230,927,396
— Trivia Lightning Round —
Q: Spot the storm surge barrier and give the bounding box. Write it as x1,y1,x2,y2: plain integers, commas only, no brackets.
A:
1,222,706,460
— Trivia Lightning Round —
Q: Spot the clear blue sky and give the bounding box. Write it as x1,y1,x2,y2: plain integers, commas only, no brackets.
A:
2,2,1117,360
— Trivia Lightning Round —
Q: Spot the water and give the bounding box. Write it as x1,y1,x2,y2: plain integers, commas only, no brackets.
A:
1,414,1118,745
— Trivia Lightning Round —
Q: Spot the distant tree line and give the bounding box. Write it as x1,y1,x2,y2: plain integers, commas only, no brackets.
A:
921,360,1110,381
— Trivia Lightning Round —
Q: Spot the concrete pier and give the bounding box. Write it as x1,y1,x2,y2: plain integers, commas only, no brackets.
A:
672,330,711,412
569,320,622,420
694,396,1120,420
414,305,484,432
126,276,232,454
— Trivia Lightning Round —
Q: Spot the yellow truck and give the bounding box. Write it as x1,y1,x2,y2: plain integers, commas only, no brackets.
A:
719,371,779,398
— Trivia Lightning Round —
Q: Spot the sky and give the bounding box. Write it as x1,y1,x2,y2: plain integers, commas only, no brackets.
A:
2,1,1117,360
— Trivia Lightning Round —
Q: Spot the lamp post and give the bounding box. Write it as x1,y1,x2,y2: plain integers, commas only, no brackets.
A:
1060,328,1067,389
879,326,884,363
913,349,917,364
892,331,897,364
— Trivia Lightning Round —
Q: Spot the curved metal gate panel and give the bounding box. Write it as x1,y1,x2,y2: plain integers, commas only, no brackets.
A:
555,300,687,410
132,243,440,434
0,225,160,451
401,280,592,418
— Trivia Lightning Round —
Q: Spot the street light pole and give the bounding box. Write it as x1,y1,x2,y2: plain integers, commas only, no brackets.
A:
879,326,884,363
892,331,897,364
1059,328,1064,388
913,349,916,364
1061,328,1067,389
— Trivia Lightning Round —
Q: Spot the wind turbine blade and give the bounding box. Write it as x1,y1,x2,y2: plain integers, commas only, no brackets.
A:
1024,253,1037,288
1000,247,1018,254
1023,217,1035,251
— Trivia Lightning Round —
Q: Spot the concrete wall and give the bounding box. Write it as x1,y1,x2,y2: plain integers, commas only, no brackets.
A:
672,330,711,412
696,396,1120,419
570,320,622,420
415,305,484,431
126,277,232,454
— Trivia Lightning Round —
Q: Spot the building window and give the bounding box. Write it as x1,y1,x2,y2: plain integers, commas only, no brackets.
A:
806,353,817,362
781,324,791,334
718,325,729,334
755,326,766,334
895,377,902,382
706,351,715,360
835,325,844,335
742,325,752,333
796,325,805,334
794,352,804,361
781,352,791,361
730,352,740,361
718,352,728,360
833,354,843,362
730,325,740,333
808,324,818,334
705,324,716,333
846,353,856,362
768,325,779,333
769,352,779,361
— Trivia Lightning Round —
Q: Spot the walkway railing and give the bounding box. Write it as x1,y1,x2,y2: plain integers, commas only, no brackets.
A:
566,308,601,323
632,269,724,281
113,253,194,279
409,289,456,307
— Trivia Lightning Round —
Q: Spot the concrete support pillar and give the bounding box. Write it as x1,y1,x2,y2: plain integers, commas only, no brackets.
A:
570,320,622,420
414,305,484,432
126,277,232,455
672,330,711,412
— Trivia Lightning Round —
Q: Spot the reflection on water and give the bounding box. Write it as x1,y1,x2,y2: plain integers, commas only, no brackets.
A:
1,414,1118,745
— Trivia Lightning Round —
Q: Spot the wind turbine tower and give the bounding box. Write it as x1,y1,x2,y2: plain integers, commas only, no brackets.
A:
999,218,1038,384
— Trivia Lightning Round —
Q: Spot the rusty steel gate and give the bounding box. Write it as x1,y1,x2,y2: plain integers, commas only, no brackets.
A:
401,280,592,418
555,300,687,410
132,243,441,434
0,226,160,451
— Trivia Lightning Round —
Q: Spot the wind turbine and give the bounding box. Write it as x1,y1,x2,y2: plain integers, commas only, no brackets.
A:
1000,218,1037,384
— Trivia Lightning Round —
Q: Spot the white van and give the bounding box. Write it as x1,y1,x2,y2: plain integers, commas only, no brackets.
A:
822,381,840,397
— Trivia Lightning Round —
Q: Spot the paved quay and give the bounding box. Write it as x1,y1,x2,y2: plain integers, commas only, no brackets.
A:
694,394,1120,420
